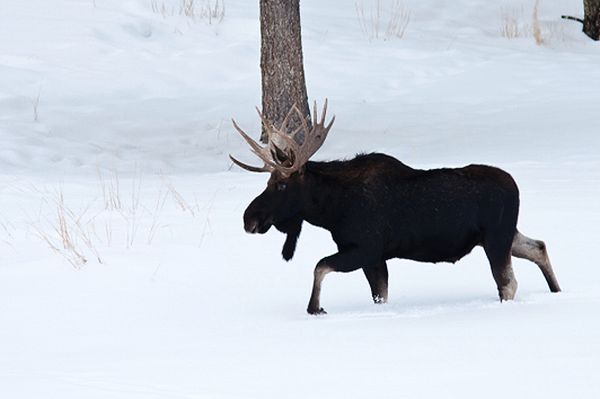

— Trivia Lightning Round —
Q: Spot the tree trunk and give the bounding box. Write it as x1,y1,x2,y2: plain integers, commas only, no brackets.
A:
563,0,600,40
583,0,600,40
259,0,311,143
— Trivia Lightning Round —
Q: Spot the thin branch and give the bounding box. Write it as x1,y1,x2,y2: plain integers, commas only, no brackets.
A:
561,15,584,24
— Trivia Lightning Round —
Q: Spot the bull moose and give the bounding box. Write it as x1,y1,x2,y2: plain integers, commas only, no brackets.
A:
230,100,561,314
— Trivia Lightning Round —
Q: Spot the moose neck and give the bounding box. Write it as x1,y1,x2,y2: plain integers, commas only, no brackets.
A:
299,162,345,231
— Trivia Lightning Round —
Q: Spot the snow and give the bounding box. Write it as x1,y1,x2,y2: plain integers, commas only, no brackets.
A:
1,0,599,397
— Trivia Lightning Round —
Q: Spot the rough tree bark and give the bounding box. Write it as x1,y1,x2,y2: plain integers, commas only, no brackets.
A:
259,0,311,143
562,0,600,40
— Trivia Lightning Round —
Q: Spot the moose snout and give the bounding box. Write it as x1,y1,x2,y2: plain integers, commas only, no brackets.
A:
243,198,273,234
244,216,272,234
245,219,260,234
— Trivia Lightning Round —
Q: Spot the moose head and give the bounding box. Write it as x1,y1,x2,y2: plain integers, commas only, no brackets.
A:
230,100,335,260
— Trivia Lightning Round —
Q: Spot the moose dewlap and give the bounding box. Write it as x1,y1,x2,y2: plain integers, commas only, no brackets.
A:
231,101,561,315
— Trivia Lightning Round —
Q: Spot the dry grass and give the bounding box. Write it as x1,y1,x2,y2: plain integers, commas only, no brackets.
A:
501,4,528,38
33,189,94,268
98,168,123,211
119,172,142,248
197,192,216,248
0,217,16,249
501,1,569,45
532,0,543,45
161,174,196,216
544,20,568,42
146,190,169,245
355,0,410,41
151,0,225,24
25,173,215,267
151,0,172,17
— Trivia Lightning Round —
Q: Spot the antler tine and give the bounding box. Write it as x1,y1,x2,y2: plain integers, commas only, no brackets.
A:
319,98,328,125
255,107,275,139
293,105,312,143
279,105,298,133
231,118,277,173
256,107,291,139
270,130,298,149
267,106,308,171
264,106,303,153
289,104,304,131
232,118,266,157
285,100,335,172
326,114,336,131
254,107,305,176
274,106,302,140
238,115,286,166
286,106,314,170
229,154,273,173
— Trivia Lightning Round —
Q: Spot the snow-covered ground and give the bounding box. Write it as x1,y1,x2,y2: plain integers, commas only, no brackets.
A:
1,0,599,397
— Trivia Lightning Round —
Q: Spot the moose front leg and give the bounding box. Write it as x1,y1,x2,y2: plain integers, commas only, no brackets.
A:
307,249,379,315
307,264,332,315
363,261,389,304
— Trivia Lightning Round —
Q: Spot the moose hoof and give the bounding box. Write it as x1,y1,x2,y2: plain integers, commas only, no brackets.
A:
373,295,387,304
499,281,518,302
499,291,516,302
307,307,327,315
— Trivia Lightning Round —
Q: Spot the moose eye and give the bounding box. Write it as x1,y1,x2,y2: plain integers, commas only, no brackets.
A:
277,182,288,191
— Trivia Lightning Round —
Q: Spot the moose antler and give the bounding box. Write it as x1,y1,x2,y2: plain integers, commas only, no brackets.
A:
229,99,335,177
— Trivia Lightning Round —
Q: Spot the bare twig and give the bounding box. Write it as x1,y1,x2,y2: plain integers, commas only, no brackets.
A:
561,15,584,24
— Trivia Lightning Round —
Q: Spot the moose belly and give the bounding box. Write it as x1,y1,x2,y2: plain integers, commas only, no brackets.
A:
389,231,482,264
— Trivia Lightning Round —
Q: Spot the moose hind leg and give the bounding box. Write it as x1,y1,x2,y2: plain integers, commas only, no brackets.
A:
484,240,518,301
511,231,561,292
363,261,389,304
307,249,378,315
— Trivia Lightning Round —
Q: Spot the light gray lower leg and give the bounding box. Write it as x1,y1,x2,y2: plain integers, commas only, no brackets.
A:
307,265,332,315
511,231,561,292
493,260,518,301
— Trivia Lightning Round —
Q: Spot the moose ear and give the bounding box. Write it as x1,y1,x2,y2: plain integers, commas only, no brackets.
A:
298,164,306,177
